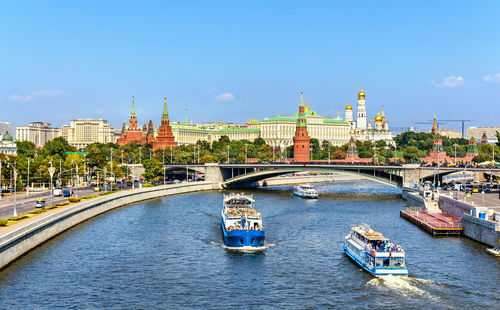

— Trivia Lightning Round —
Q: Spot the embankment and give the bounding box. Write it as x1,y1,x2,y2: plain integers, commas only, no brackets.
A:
0,182,217,270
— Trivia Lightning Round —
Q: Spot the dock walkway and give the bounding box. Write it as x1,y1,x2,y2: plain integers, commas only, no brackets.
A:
400,209,463,236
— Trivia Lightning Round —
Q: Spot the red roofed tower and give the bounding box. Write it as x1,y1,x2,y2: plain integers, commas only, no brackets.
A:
118,96,143,145
146,119,155,144
152,97,177,151
293,91,310,162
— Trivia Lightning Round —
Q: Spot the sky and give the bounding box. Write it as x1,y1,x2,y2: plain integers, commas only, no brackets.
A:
1,1,499,133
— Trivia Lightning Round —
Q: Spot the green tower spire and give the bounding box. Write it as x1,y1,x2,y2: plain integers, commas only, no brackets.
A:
162,97,169,121
131,96,136,115
184,108,188,124
299,90,304,107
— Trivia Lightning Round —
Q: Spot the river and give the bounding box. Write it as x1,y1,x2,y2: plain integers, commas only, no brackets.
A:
0,181,498,309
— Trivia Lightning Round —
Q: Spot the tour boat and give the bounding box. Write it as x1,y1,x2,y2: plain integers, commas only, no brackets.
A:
343,224,408,277
221,193,266,248
293,184,319,199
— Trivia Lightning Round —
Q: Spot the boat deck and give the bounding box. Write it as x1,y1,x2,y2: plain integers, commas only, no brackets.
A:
400,210,463,236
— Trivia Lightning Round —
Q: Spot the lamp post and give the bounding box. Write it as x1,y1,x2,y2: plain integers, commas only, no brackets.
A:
170,146,173,163
162,149,166,185
121,150,124,165
27,158,31,195
139,147,142,164
328,143,331,164
13,166,17,217
453,144,458,164
245,144,248,163
227,145,230,164
49,161,54,208
0,160,2,200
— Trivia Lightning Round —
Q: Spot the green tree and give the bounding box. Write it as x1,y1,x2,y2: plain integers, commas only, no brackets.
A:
142,158,163,181
403,146,420,163
41,137,76,158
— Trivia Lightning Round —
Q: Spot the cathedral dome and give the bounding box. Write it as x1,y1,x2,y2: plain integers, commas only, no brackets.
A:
2,132,13,142
358,89,365,100
345,103,352,110
374,112,383,122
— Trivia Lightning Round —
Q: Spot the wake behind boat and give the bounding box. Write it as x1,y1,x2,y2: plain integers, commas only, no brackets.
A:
293,184,319,199
221,193,265,248
343,224,408,277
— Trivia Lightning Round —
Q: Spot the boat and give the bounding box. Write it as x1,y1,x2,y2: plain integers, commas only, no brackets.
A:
342,224,408,277
293,184,319,199
221,193,266,248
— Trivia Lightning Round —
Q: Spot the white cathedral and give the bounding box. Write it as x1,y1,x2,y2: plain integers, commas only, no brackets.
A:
344,86,394,144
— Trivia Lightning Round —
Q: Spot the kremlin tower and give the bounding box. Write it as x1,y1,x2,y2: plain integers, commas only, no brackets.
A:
152,97,177,151
293,91,311,162
117,96,143,146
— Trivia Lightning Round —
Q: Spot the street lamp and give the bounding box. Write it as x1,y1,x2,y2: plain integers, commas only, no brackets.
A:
121,150,124,165
227,145,230,164
328,143,331,164
453,143,458,164
162,149,166,185
139,147,142,164
170,145,173,163
245,143,248,163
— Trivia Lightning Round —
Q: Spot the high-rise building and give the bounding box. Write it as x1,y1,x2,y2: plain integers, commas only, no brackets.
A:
292,91,310,162
62,118,117,149
16,122,61,147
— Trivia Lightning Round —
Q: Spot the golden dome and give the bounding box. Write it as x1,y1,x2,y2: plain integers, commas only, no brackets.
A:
345,104,352,110
375,112,382,122
304,103,311,111
358,83,365,100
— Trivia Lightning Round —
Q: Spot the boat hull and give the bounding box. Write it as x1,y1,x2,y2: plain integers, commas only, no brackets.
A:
293,191,318,199
342,242,409,277
221,219,265,247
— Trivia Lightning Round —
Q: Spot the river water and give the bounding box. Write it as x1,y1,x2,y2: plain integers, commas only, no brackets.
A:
0,181,498,309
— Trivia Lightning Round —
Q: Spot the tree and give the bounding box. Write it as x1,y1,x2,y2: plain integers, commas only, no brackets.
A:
142,158,163,181
496,131,500,147
16,141,36,157
403,146,420,163
41,137,76,158
253,137,266,148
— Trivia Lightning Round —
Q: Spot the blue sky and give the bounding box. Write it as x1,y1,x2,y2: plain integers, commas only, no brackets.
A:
1,1,499,132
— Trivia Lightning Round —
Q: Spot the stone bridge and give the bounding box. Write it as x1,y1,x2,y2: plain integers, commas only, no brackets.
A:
161,163,490,189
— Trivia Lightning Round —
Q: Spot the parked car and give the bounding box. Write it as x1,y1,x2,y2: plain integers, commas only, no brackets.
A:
63,189,72,197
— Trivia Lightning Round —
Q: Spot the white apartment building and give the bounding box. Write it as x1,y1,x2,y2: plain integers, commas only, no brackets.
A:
16,122,62,147
62,119,118,149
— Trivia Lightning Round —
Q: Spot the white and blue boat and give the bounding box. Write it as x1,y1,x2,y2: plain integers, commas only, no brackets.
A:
293,184,319,199
343,224,408,277
221,193,266,248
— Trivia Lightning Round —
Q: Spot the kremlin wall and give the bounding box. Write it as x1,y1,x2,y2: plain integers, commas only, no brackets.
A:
116,86,394,155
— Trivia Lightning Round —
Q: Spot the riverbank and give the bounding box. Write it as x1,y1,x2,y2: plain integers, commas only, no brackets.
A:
0,181,217,270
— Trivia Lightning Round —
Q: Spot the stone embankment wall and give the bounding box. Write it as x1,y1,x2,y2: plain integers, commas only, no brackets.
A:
259,174,363,187
461,214,500,248
0,182,217,270
438,196,474,219
402,188,426,209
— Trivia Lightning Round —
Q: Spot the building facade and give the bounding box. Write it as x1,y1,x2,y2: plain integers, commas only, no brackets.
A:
466,126,500,144
62,119,117,149
16,122,61,147
0,132,17,155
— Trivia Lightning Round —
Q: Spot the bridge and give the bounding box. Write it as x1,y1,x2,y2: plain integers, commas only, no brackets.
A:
163,163,499,189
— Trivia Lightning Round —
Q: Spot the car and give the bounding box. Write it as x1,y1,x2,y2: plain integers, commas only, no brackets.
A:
94,186,101,192
53,188,63,197
35,198,46,208
63,189,72,197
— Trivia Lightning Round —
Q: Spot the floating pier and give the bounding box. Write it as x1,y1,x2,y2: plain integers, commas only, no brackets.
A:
400,209,463,236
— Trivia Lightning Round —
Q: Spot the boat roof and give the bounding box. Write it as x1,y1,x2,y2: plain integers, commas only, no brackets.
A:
223,193,255,203
353,225,388,241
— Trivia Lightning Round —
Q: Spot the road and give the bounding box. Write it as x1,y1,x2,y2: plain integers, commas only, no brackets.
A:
0,183,137,219
446,189,500,212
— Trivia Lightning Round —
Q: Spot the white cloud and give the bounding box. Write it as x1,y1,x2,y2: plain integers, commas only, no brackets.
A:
215,92,235,102
432,75,464,87
8,89,70,102
9,94,33,102
484,73,500,83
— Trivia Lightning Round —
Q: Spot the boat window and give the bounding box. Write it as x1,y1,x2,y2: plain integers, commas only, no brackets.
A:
383,259,390,267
